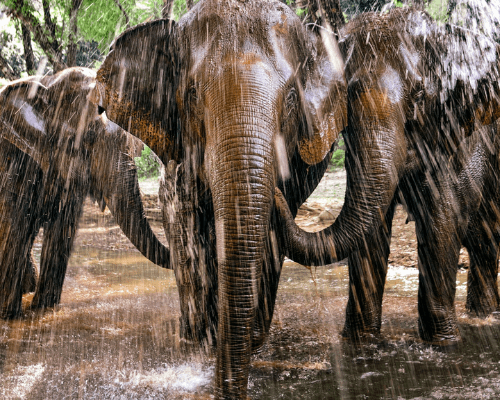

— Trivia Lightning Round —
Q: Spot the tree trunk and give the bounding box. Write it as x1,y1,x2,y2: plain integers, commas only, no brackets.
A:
21,23,36,74
42,0,58,52
66,0,83,67
162,0,175,18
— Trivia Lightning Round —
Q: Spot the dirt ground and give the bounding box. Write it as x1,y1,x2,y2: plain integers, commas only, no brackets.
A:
73,169,470,270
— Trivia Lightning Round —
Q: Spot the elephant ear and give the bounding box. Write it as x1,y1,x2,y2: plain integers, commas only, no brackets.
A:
298,27,346,165
94,19,180,163
0,77,52,171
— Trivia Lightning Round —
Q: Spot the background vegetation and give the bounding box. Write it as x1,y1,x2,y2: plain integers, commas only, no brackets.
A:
135,146,161,179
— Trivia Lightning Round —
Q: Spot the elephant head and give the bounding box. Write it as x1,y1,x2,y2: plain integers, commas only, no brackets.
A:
0,67,170,314
92,0,346,397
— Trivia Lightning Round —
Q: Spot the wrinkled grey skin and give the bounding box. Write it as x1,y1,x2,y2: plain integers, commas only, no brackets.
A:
0,67,170,319
92,0,346,397
275,9,500,346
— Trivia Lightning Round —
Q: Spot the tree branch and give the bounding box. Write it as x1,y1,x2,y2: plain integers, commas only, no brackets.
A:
5,4,66,72
113,0,130,27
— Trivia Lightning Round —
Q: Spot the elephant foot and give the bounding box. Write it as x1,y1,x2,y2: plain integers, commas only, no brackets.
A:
0,302,23,320
29,294,58,312
0,291,23,320
418,318,461,347
179,316,217,351
466,295,498,318
21,264,38,294
341,310,382,342
21,274,37,294
341,326,382,344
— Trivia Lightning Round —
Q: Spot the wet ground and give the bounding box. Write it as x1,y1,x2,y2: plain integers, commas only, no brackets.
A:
1,170,498,399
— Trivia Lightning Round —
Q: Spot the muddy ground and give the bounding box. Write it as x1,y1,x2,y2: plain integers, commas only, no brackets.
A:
73,169,470,270
6,169,500,400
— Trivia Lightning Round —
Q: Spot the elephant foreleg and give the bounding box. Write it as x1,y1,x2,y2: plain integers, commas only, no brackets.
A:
31,199,83,310
415,207,461,345
342,198,396,340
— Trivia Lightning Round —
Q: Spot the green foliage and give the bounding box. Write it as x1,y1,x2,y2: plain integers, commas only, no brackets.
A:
295,7,307,17
284,0,307,18
172,0,201,20
0,28,25,77
426,0,449,22
78,0,162,52
173,0,189,20
134,146,161,179
330,136,345,169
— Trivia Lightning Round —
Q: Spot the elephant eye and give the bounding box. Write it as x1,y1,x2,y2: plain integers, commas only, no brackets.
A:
187,85,198,104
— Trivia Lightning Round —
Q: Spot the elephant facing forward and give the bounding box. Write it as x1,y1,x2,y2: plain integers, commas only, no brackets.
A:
275,8,500,345
0,67,170,319
92,0,347,397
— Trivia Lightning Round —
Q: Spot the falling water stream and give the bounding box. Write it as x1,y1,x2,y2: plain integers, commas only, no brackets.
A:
3,0,500,398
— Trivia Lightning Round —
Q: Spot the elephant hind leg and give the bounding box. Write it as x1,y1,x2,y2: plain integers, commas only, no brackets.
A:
464,232,500,318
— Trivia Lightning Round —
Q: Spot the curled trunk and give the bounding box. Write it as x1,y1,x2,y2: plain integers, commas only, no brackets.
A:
276,102,407,267
93,129,170,269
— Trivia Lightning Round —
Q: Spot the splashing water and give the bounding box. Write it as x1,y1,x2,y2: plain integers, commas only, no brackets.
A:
449,0,500,42
1,364,45,399
112,363,214,392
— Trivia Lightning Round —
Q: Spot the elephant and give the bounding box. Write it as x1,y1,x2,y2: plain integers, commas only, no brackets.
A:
274,8,500,346
91,0,347,397
0,67,170,319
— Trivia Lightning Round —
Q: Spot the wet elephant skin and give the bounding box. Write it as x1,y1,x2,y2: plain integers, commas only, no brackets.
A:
275,9,500,345
92,0,346,397
0,67,170,319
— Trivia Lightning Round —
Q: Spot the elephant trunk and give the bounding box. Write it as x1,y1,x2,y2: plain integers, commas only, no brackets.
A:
277,99,406,265
93,129,170,269
207,108,275,399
